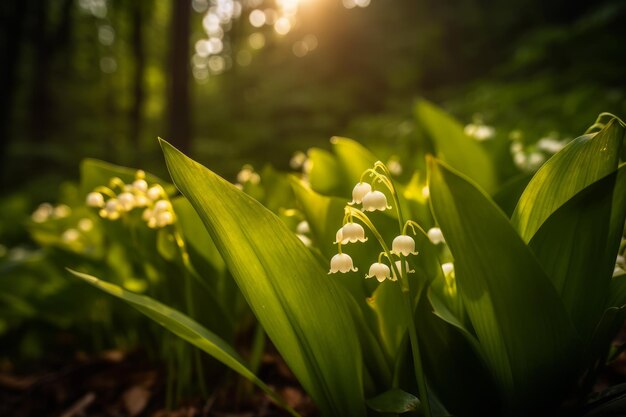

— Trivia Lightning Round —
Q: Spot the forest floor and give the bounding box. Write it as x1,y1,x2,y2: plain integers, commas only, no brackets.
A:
3,327,626,417
0,346,318,417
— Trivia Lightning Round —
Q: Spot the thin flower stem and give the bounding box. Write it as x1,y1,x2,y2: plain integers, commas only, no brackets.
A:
93,186,117,198
375,163,433,417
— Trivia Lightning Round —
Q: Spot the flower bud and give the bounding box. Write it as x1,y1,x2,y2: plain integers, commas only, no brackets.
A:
117,192,135,211
62,228,80,243
366,262,391,282
427,227,445,245
349,182,372,205
329,253,358,274
362,190,391,212
86,192,105,208
147,186,162,200
441,262,454,277
100,199,121,220
392,235,418,256
296,220,310,234
133,179,148,193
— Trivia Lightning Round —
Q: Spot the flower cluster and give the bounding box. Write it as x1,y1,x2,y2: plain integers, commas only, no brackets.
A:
509,131,569,173
85,170,175,228
328,162,422,284
31,203,72,223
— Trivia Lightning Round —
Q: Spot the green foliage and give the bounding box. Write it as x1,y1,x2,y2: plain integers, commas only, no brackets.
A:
3,106,625,417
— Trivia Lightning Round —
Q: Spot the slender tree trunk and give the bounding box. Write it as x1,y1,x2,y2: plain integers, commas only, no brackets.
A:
29,0,51,145
0,0,27,187
167,0,191,153
130,1,146,164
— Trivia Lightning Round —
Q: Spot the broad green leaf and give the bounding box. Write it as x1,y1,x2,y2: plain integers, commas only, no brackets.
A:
415,294,500,417
609,275,626,308
172,197,225,273
428,158,581,412
160,139,365,417
529,170,621,341
69,270,298,416
331,137,378,187
492,173,532,217
512,120,624,242
306,148,344,196
415,100,497,193
366,388,420,414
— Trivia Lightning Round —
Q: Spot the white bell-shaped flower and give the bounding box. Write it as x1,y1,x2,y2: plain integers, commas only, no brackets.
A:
296,220,310,234
117,192,136,211
349,182,372,205
441,262,454,277
334,228,344,244
329,253,358,274
147,186,162,200
392,235,418,256
340,222,368,243
86,192,105,208
154,199,172,212
362,190,391,212
391,260,415,281
366,262,391,282
156,210,174,227
62,228,80,243
132,179,148,193
427,227,445,245
100,198,121,220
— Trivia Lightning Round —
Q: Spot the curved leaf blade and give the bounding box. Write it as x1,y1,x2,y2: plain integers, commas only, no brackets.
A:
529,167,626,342
512,120,624,242
415,100,497,193
428,158,581,411
69,270,298,416
160,139,365,417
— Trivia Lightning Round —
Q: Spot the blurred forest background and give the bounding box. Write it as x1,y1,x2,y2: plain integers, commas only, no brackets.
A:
1,0,626,242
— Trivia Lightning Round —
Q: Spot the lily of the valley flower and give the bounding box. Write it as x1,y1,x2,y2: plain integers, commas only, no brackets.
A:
329,253,358,274
349,182,372,205
391,260,414,281
296,220,310,234
132,179,148,193
100,199,121,220
362,190,391,212
366,262,391,282
117,192,136,211
339,222,368,243
427,227,445,245
86,192,105,208
392,235,418,256
441,262,454,277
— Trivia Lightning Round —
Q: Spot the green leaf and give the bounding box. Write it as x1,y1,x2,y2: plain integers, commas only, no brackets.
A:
160,139,365,417
428,158,581,412
306,148,344,196
172,197,225,273
415,100,497,193
331,137,378,187
366,388,420,414
529,167,626,341
68,270,298,416
492,173,532,217
512,120,624,242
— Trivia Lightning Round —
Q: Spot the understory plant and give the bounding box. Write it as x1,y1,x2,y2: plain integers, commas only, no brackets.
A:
61,103,626,416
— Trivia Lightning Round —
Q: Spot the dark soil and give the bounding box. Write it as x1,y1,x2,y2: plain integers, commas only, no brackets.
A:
0,348,318,417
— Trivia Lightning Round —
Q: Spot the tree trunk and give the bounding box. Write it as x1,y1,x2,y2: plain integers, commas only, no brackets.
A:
130,1,146,164
0,0,27,186
167,0,191,153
